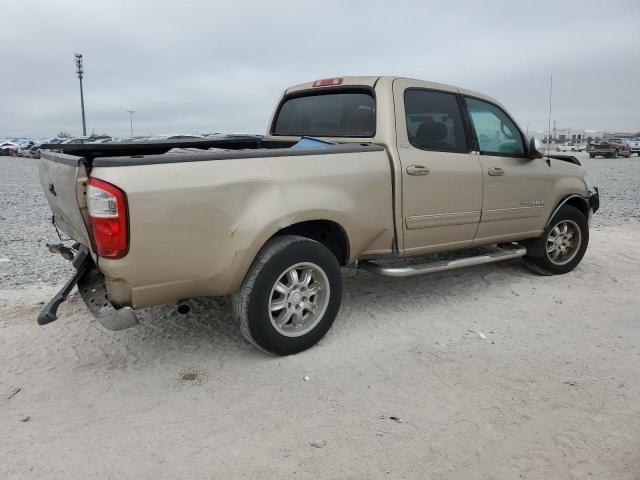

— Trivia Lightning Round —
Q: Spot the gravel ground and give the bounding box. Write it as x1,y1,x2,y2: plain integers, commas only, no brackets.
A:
1,224,639,479
0,156,73,288
1,152,638,289
1,150,639,479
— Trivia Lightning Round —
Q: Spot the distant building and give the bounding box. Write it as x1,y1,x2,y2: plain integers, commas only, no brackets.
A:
531,127,637,144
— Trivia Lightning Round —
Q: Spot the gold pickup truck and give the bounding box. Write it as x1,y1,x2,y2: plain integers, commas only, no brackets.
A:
38,76,599,355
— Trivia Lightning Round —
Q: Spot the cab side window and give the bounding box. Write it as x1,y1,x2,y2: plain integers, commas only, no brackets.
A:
465,97,524,155
404,90,468,153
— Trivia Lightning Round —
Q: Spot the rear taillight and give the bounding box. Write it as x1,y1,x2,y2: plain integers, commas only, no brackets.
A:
87,178,128,259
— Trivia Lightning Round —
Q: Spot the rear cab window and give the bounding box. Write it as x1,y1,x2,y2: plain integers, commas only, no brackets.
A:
272,90,375,137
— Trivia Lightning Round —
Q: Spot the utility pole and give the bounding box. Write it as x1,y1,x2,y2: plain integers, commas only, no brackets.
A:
74,53,87,136
547,74,553,153
126,110,135,137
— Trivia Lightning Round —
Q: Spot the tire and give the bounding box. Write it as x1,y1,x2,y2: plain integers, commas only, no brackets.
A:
589,153,595,158
523,205,589,275
232,235,343,355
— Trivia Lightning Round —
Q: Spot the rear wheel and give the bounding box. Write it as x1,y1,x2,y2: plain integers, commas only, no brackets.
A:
523,205,589,275
232,235,343,355
589,153,595,158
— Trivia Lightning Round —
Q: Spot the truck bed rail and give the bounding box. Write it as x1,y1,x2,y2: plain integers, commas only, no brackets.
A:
39,135,274,160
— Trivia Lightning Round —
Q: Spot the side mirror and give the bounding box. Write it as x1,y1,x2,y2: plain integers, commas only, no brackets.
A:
528,137,544,159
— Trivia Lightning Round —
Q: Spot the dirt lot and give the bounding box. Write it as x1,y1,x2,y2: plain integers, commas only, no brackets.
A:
1,223,639,479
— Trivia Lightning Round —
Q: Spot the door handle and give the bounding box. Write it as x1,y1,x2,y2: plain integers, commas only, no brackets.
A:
488,167,505,176
406,165,430,176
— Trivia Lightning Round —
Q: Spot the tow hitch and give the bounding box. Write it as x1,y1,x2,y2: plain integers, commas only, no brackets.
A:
37,245,91,325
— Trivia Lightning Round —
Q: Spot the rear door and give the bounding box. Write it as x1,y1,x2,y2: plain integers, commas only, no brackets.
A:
463,96,552,243
393,80,483,255
38,151,92,247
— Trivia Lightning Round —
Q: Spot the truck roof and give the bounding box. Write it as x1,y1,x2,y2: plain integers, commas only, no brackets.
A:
285,76,502,109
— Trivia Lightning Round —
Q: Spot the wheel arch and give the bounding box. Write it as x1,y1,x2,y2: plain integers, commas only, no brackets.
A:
226,213,360,296
268,219,350,266
546,194,590,229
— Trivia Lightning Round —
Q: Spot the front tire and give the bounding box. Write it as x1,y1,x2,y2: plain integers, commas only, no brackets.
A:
232,235,343,355
523,205,589,275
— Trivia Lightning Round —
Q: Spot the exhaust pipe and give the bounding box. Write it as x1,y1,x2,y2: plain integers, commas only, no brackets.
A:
176,300,191,315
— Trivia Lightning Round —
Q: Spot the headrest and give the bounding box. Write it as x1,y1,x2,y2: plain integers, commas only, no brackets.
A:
416,120,447,145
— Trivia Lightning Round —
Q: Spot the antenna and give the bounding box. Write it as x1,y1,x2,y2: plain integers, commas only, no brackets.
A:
547,75,553,155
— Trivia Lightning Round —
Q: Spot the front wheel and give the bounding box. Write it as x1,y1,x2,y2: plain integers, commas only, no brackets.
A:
523,205,589,275
232,235,343,355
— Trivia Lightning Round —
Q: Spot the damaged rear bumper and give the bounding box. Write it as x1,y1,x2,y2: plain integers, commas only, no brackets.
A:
37,245,139,331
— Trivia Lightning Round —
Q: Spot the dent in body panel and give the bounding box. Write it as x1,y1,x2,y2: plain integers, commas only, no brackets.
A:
38,155,92,247
95,151,394,306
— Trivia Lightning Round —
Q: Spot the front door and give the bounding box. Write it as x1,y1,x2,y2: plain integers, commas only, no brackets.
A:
463,96,552,244
394,81,484,255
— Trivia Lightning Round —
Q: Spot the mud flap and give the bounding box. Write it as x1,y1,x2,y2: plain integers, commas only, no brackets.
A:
589,187,600,214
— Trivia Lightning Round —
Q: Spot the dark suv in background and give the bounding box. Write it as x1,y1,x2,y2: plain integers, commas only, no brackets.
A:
587,138,631,158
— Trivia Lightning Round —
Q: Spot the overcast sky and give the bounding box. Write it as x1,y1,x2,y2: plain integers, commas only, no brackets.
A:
1,0,639,138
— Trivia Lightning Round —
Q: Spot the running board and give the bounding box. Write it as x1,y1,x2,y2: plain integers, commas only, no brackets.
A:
359,245,527,278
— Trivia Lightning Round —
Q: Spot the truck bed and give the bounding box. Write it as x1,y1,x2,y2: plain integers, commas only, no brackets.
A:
39,138,395,308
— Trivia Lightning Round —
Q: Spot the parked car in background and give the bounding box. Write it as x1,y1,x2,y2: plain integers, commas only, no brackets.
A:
118,136,150,142
0,141,20,156
587,138,631,158
0,138,31,155
157,134,203,140
59,136,113,145
17,142,36,157
626,137,640,156
557,143,585,152
28,138,63,158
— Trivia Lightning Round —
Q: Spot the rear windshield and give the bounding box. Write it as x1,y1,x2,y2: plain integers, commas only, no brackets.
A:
273,91,375,137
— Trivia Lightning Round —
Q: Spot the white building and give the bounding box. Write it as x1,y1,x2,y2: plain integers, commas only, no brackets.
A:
531,127,637,144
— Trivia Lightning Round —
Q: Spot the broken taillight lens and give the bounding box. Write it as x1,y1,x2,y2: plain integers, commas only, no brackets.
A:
87,178,128,259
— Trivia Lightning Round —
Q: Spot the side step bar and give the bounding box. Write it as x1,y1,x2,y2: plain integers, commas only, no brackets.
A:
359,245,527,278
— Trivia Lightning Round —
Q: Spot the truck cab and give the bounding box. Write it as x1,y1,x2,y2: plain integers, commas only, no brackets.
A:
267,76,588,255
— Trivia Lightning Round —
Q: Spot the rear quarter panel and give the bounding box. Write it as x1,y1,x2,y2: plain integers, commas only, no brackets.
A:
92,151,394,308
